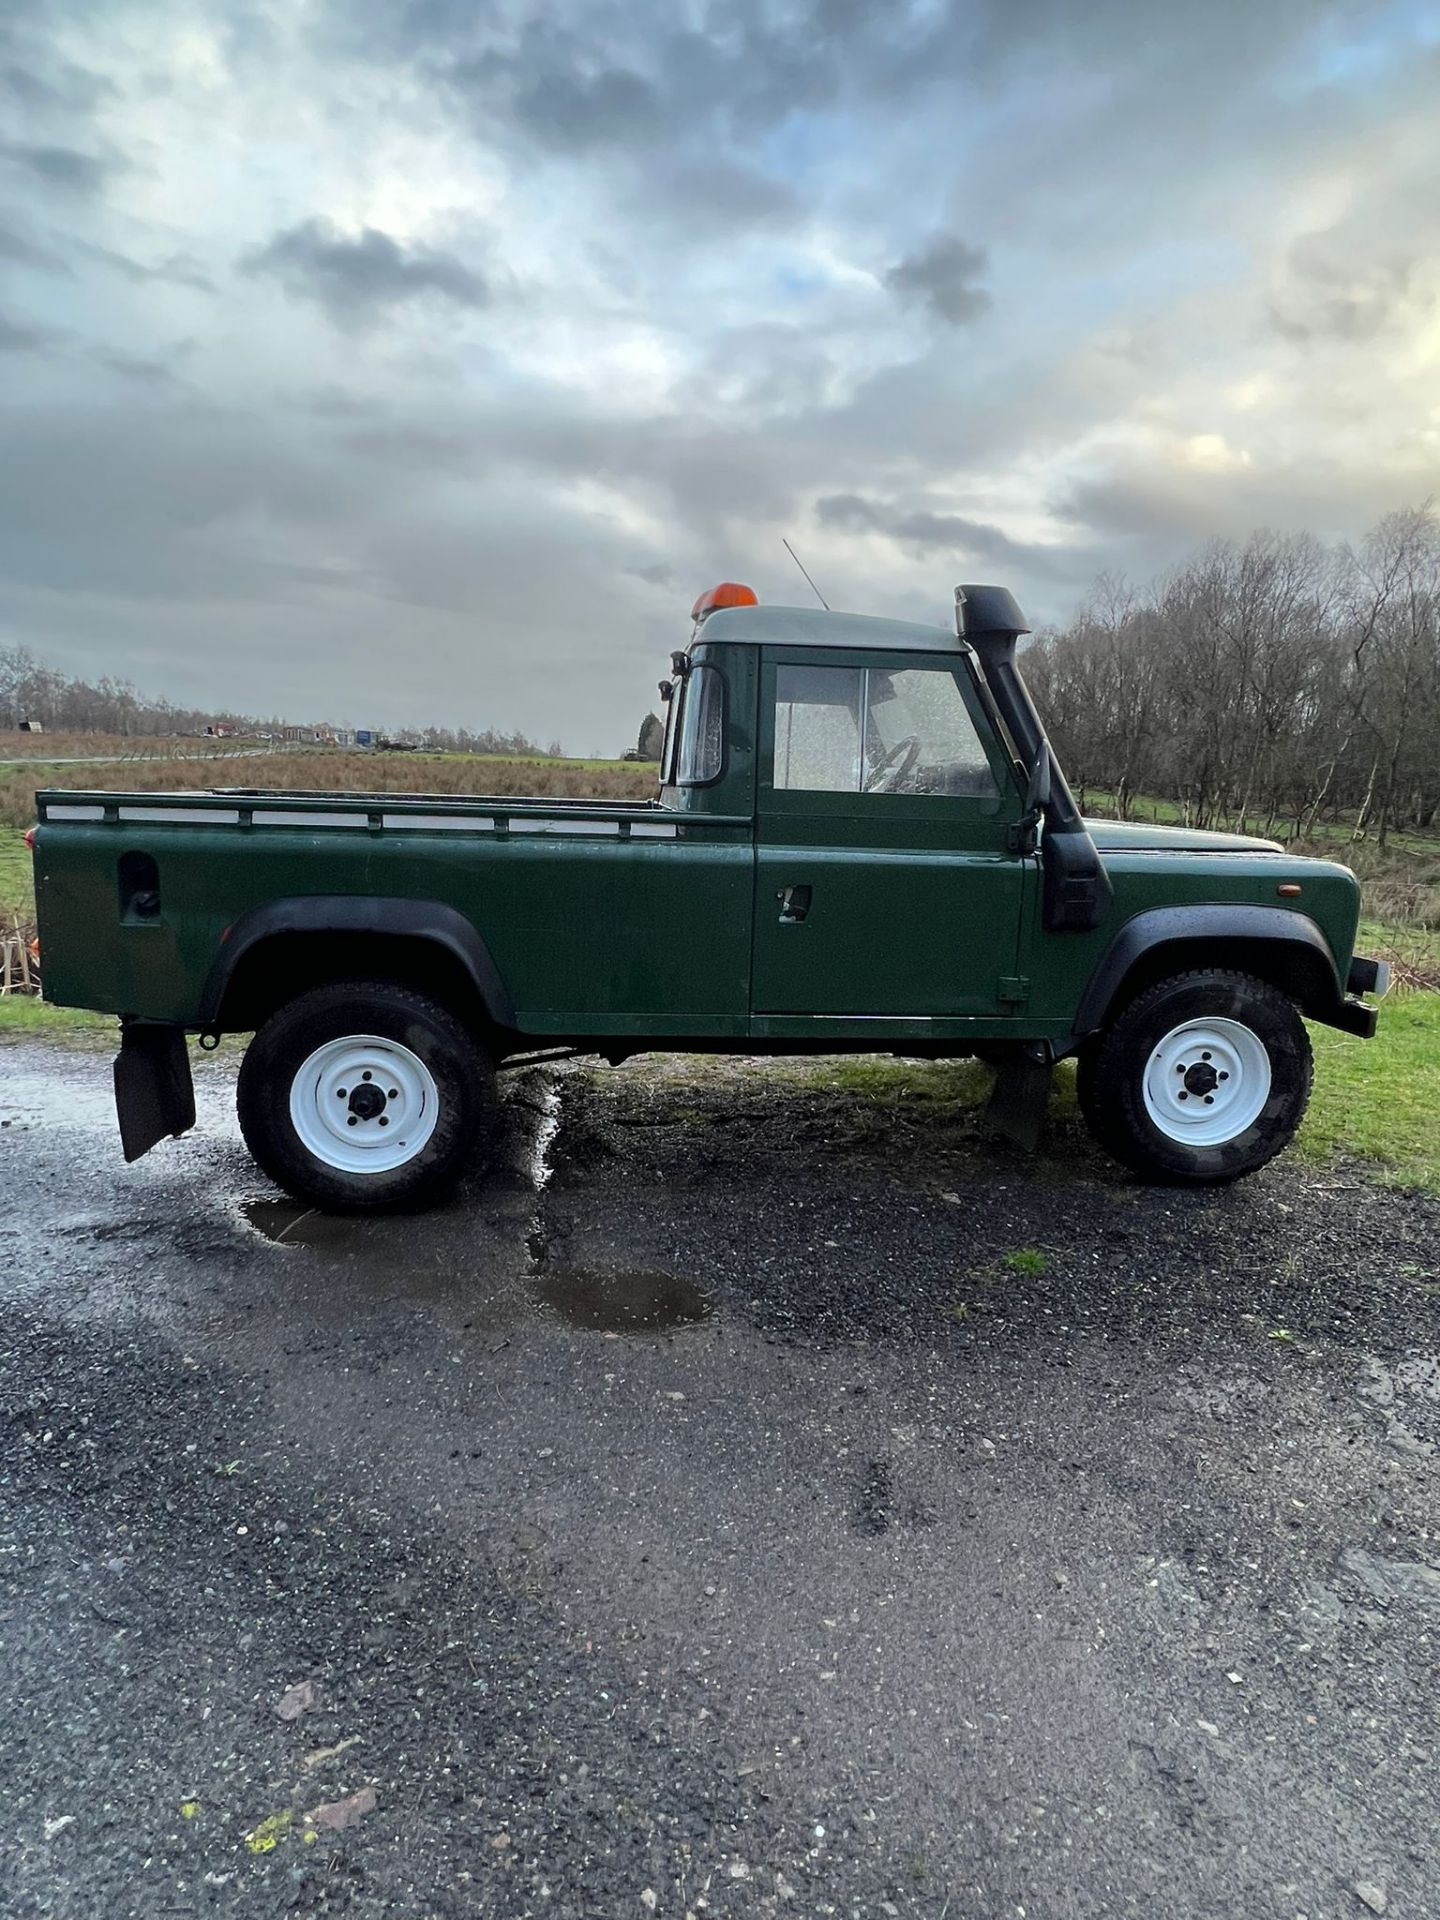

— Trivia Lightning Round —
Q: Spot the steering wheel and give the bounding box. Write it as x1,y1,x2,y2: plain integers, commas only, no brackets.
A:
865,732,922,794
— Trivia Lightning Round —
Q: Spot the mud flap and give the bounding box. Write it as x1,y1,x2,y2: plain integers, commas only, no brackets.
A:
982,1048,1053,1154
114,1022,196,1163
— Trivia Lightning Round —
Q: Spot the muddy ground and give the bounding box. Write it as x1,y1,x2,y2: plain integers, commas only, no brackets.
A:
1,1042,1438,1920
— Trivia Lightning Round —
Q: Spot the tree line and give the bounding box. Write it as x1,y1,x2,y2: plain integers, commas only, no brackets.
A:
1023,502,1440,846
0,644,554,758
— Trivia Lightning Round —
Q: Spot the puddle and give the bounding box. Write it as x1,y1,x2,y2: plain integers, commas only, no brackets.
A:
241,1198,358,1250
0,1059,240,1137
533,1265,712,1333
517,1072,712,1334
1,1067,130,1131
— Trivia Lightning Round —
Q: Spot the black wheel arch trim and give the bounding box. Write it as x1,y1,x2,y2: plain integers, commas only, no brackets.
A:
199,896,516,1030
1067,904,1358,1048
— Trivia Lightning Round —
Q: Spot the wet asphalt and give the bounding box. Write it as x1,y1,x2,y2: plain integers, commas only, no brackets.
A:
2,1040,1439,1920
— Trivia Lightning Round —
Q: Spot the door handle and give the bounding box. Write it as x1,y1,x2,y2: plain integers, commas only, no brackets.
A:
776,884,812,923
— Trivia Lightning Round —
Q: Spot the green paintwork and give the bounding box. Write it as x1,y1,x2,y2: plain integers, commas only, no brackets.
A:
31,620,1370,1052
1083,819,1284,854
751,645,1029,1019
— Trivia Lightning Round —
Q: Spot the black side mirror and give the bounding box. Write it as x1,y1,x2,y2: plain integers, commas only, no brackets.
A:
659,679,674,702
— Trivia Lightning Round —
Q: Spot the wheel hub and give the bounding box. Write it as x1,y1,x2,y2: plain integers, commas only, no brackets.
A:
289,1035,441,1175
1142,1018,1272,1148
1181,1059,1219,1098
347,1082,387,1122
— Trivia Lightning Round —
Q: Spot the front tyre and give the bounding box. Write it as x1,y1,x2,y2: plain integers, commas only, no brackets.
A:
1076,969,1312,1184
237,981,496,1212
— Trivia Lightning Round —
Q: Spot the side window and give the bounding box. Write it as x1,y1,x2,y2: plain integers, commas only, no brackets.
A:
773,664,863,791
675,664,725,786
772,664,997,798
659,684,681,786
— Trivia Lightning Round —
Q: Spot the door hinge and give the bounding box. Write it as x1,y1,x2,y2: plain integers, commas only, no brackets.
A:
997,975,1029,1006
1006,817,1040,856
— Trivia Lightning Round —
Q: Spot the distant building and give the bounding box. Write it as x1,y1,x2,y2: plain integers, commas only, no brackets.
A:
19,718,43,733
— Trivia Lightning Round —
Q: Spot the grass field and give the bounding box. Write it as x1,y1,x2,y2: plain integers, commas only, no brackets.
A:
0,730,211,762
0,827,32,919
1300,994,1440,1188
0,747,654,832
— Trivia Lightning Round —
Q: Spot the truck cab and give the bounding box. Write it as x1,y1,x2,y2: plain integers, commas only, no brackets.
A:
660,597,1035,1036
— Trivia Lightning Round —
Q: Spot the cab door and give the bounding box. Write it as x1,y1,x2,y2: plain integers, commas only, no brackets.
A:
750,648,1030,1025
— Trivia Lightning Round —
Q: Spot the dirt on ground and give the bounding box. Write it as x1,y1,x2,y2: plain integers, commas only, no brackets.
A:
2,1045,1438,1919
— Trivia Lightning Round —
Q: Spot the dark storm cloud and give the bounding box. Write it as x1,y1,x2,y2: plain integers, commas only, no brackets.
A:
507,57,665,152
243,218,489,326
417,12,844,155
884,234,991,327
819,492,1004,552
0,307,55,352
0,215,65,272
1268,240,1428,344
629,157,799,235
0,139,117,194
0,9,116,117
816,493,1083,580
98,349,182,386
1054,450,1433,561
81,242,214,292
0,399,381,603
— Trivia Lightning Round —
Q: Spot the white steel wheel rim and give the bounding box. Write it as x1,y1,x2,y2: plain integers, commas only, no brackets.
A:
289,1034,440,1175
1142,1018,1272,1147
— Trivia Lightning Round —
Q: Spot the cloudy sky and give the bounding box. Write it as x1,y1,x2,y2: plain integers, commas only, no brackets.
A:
2,0,1438,749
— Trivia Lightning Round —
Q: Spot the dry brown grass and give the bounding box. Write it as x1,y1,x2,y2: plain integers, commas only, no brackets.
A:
0,731,224,762
2,749,656,828
1297,835,1440,932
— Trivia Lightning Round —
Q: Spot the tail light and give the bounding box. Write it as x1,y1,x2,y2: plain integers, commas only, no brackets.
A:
24,827,36,851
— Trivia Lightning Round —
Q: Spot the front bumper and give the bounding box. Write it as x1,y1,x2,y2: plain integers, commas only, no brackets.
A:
1327,954,1393,1039
1347,954,1393,1000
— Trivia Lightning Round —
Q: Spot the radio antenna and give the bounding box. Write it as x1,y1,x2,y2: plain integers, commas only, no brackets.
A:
782,537,830,611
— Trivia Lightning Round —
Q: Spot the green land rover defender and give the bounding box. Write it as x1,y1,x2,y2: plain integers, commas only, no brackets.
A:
30,583,1389,1211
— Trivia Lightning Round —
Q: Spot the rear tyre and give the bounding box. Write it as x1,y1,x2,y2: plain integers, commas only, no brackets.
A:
237,980,496,1212
1076,969,1312,1184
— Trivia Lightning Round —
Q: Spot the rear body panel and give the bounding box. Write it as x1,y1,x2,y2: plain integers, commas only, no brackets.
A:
34,796,754,1038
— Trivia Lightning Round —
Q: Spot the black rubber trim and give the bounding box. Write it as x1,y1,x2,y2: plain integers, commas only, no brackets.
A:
1347,954,1385,996
1329,997,1379,1038
1072,905,1343,1037
114,1020,196,1162
199,896,515,1029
